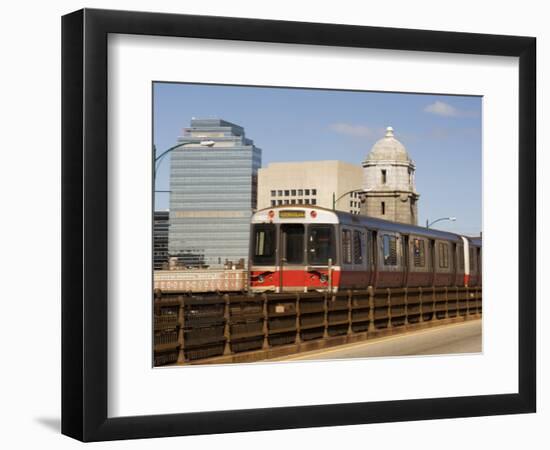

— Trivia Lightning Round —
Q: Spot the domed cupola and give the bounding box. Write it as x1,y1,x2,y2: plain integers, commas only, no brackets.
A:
361,126,420,225
366,127,411,162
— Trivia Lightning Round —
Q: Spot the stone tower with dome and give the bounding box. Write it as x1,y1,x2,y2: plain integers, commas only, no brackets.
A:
360,126,420,225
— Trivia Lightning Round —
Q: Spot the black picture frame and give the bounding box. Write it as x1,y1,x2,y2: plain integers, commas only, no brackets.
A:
61,8,536,442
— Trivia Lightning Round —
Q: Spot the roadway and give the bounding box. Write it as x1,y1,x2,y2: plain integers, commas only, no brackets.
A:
270,319,482,362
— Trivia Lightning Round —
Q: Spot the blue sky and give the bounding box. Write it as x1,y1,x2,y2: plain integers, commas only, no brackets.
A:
154,83,481,235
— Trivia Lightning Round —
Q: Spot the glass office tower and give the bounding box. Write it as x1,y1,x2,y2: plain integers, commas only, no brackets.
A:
168,119,262,268
153,210,170,270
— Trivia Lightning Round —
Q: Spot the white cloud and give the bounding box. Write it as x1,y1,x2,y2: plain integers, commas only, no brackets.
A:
423,100,479,118
329,123,376,137
424,101,460,117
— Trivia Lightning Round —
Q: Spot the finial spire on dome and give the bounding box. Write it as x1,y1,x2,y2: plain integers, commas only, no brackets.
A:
385,126,394,137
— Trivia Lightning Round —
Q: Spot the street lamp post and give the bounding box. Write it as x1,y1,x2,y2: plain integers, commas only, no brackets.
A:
153,140,213,203
332,188,372,210
426,216,456,229
154,140,211,178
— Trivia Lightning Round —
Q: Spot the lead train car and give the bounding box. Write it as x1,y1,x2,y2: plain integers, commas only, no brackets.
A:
249,206,481,293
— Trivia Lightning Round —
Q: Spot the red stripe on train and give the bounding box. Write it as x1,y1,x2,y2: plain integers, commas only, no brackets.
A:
250,269,340,289
251,268,474,290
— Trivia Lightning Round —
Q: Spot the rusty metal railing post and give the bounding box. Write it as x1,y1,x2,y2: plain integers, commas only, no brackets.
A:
404,287,409,327
223,294,231,356
347,290,353,335
386,288,392,329
466,287,470,319
262,293,269,350
323,292,329,339
327,257,333,294
176,295,186,364
431,287,437,322
444,287,449,319
478,288,483,317
367,286,374,333
295,293,302,345
435,288,439,320
419,287,424,323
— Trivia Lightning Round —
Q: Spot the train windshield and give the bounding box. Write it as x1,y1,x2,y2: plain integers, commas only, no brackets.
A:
252,224,276,265
308,225,335,265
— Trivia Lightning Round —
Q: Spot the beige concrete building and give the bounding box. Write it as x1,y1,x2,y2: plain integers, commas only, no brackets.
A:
361,126,420,224
257,160,363,214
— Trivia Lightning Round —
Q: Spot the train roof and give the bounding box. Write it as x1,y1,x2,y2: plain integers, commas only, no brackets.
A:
252,206,480,243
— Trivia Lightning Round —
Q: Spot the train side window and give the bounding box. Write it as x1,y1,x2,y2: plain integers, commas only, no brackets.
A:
438,242,449,268
382,234,397,266
412,238,425,267
353,230,363,265
469,248,476,272
342,229,352,264
308,225,335,265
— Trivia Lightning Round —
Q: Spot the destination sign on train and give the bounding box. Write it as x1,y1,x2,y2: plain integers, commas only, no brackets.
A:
279,210,306,218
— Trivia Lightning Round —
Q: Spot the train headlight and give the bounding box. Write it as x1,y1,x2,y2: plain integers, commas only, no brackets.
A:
320,274,328,283
257,275,265,283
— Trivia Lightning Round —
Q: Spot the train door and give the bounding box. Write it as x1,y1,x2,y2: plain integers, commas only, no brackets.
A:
428,239,435,286
340,226,367,289
279,224,306,292
366,230,376,287
352,228,367,289
462,236,470,286
469,246,478,286
434,240,452,286
401,234,409,286
452,242,458,286
377,231,402,288
455,240,466,286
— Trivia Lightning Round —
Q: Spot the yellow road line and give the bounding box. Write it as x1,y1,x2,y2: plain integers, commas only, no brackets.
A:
277,319,481,361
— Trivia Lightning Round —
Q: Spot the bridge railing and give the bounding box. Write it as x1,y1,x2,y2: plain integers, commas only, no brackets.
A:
153,286,482,366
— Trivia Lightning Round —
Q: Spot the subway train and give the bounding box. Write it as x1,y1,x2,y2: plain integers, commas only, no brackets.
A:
249,206,481,293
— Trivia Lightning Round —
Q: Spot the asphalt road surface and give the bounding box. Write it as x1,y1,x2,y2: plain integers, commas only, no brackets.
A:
271,319,482,362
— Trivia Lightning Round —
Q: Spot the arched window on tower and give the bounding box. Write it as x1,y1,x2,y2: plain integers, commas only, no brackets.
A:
381,169,387,184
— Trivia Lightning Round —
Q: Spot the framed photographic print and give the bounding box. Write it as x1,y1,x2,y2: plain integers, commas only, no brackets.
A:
61,8,536,442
